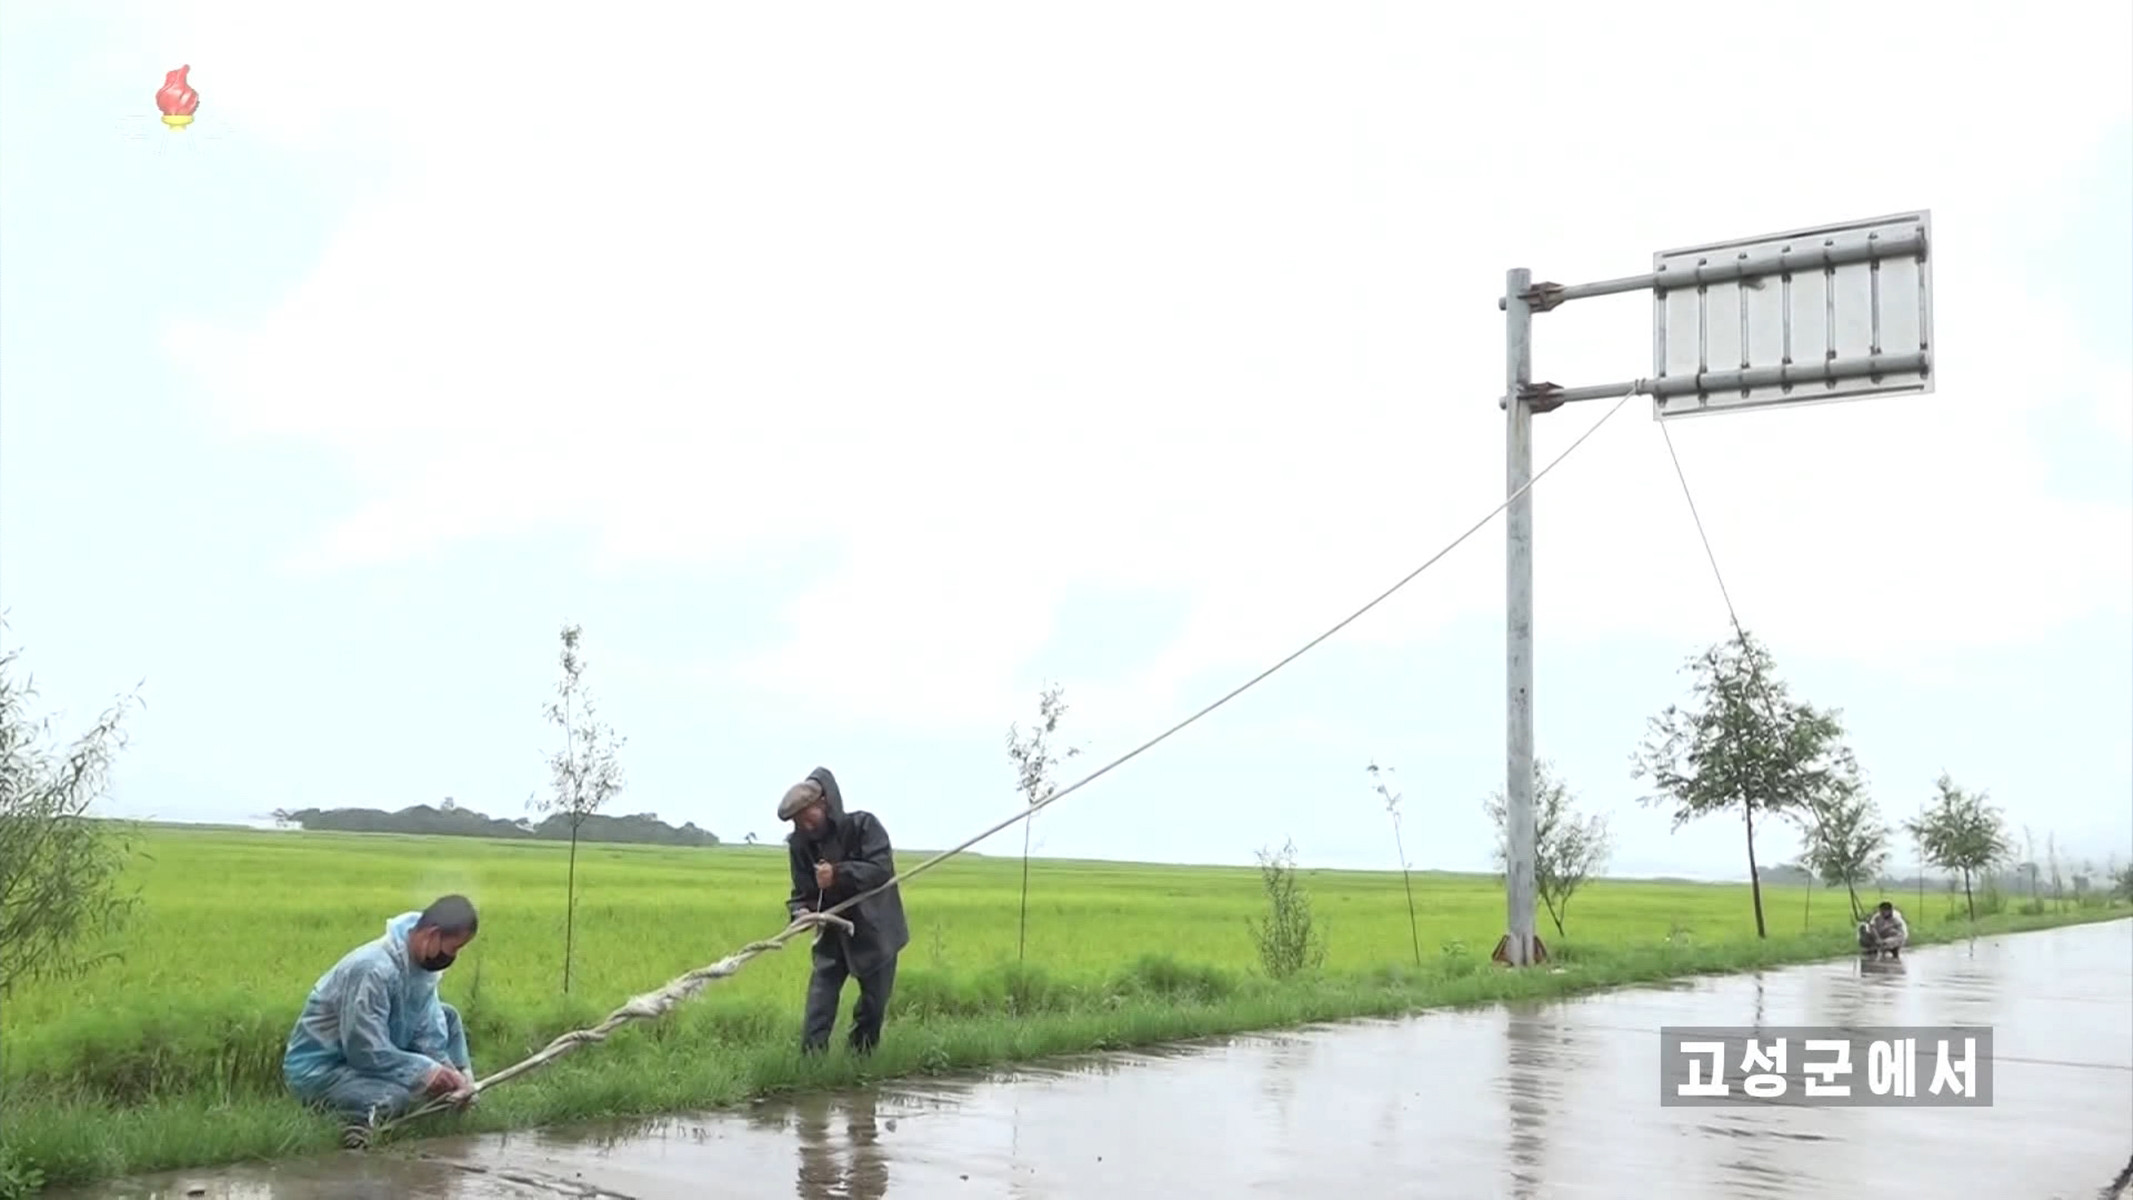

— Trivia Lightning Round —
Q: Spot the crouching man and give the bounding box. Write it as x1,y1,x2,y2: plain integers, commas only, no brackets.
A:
779,767,908,1056
283,894,480,1141
1857,900,1908,958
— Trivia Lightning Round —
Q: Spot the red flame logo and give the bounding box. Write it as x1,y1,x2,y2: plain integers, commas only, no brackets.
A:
156,66,199,118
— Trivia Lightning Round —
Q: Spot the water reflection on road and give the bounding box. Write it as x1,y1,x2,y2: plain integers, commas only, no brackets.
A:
68,918,2133,1199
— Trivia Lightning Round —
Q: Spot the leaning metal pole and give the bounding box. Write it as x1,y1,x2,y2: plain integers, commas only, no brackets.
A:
1503,266,1538,967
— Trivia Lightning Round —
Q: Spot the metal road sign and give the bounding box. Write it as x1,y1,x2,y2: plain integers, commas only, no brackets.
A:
1493,207,1937,970
1649,210,1934,420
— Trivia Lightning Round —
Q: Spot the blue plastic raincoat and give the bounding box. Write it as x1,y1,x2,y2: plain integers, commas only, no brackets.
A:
282,911,465,1108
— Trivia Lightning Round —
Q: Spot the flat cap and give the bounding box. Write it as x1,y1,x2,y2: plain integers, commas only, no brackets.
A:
777,779,823,821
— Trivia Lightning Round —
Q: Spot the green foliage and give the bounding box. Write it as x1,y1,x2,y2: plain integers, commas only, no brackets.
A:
1631,630,1855,939
0,1144,44,1199
1905,773,2013,922
1482,760,1613,938
0,825,2120,1189
1793,761,1889,923
1975,878,2006,918
1246,840,1327,980
0,637,142,997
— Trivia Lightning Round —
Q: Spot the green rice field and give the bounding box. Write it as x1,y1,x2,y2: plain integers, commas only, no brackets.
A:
1,824,2121,1191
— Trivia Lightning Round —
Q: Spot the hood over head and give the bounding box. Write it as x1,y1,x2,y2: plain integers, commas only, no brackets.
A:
384,911,423,968
778,766,846,824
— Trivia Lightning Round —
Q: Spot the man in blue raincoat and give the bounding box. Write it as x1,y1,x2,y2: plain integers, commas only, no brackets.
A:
283,894,480,1136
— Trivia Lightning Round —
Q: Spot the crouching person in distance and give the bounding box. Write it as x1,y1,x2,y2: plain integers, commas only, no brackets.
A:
780,767,908,1056
1856,900,1908,959
283,894,480,1142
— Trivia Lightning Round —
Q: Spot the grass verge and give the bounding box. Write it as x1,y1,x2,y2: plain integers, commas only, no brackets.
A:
4,905,2121,1191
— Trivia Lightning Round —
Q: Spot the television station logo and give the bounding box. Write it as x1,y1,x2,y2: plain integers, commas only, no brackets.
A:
118,65,229,158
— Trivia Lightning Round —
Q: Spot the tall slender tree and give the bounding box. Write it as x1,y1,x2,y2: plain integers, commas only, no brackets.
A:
1367,762,1422,966
528,623,626,993
1005,684,1079,963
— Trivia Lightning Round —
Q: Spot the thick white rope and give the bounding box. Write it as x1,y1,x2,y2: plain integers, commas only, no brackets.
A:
366,386,1637,1142
367,910,855,1138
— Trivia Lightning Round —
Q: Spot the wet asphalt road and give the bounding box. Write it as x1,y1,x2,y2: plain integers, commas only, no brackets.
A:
63,917,2133,1199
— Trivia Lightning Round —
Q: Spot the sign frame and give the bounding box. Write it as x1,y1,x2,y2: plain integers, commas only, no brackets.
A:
1648,209,1934,421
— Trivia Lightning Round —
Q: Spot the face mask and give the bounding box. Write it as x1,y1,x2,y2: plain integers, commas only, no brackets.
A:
413,934,458,972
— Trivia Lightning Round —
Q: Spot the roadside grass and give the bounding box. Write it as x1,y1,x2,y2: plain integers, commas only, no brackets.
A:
2,825,2122,1189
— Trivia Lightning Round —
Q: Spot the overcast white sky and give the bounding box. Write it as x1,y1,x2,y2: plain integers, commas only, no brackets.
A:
3,1,2128,886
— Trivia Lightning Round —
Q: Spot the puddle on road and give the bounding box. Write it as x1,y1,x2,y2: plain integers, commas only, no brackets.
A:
68,918,2133,1199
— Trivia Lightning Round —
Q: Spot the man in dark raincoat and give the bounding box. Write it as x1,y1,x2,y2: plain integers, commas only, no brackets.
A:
778,767,909,1055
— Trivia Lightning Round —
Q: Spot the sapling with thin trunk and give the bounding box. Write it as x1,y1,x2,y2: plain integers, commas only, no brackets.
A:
1485,759,1612,940
1904,773,2011,923
1367,762,1422,967
1005,683,1079,963
2021,826,2041,914
527,623,626,994
1792,756,1888,925
2046,832,2064,913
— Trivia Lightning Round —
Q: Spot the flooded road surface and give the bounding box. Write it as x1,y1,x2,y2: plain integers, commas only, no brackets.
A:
71,918,2133,1199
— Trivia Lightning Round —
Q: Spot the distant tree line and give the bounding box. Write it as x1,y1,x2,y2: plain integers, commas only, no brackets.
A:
1762,859,2123,904
270,798,718,848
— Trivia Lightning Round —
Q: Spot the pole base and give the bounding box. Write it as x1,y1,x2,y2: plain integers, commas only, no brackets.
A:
1490,933,1549,966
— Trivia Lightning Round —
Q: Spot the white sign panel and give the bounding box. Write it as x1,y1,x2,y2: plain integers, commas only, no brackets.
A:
1650,211,1933,420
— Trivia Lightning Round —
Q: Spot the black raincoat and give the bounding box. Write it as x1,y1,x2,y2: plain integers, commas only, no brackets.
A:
785,767,909,977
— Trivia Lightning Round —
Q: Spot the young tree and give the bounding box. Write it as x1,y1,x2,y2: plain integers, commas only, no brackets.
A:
1247,839,1327,980
1793,754,1890,924
1787,844,1821,930
0,638,143,995
1911,800,1931,913
527,623,626,993
1630,630,1853,939
1005,683,1079,963
1484,760,1613,940
2046,832,2065,913
2018,825,2041,914
1366,761,1422,966
1904,773,2011,922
